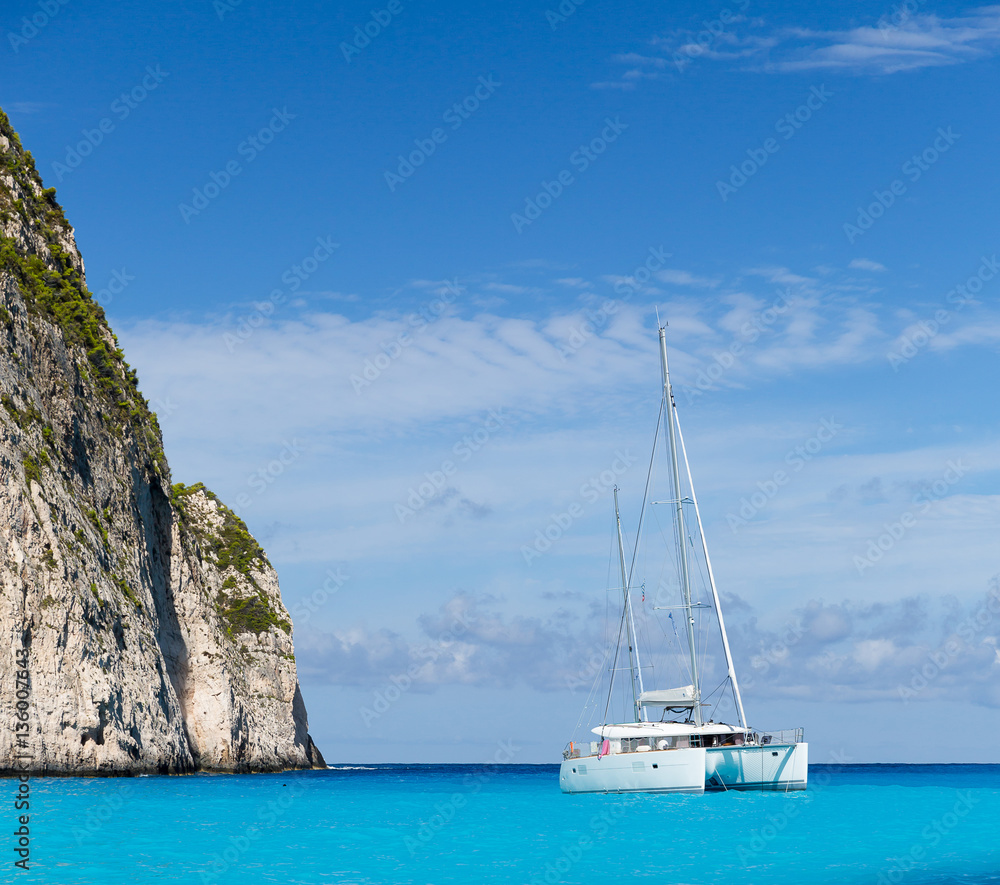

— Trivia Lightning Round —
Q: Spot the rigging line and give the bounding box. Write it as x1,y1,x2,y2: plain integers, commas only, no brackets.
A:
662,608,693,687
674,407,748,730
646,477,690,689
626,395,664,589
650,488,688,675
596,532,620,727
702,677,728,704
604,533,614,663
617,399,663,703
573,643,614,736
602,553,630,726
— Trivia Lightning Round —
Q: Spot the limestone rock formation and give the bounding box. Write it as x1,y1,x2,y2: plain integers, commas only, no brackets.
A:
0,107,324,774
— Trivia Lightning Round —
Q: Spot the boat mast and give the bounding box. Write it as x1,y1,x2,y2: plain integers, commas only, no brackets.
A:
658,326,702,726
614,487,644,721
675,413,748,730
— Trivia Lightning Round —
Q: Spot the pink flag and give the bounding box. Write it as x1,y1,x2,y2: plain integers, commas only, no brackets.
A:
598,739,610,759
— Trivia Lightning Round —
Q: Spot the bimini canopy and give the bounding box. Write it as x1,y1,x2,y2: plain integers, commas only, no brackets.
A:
592,721,746,738
638,685,699,708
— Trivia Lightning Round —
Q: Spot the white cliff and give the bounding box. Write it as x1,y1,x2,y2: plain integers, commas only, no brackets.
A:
0,106,323,774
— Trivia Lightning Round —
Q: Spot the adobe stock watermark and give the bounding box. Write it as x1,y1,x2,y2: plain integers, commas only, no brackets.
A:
520,451,636,564
887,254,999,371
898,579,1000,702
510,117,627,233
873,790,979,885
7,0,70,53
290,568,349,627
385,75,500,191
403,739,520,856
843,127,960,244
713,615,805,716
92,267,135,305
713,613,807,718
545,0,586,31
50,65,169,181
340,0,404,63
11,641,31,871
151,395,179,419
854,459,968,575
670,0,751,72
877,0,927,38
395,408,508,522
726,418,842,533
717,85,832,202
558,246,670,359
198,782,308,885
610,246,672,301
179,107,296,223
564,643,608,693
350,278,464,394
527,805,628,885
747,620,805,681
223,235,339,352
359,610,475,726
73,785,135,844
735,749,852,866
232,438,305,515
682,289,792,403
213,0,245,20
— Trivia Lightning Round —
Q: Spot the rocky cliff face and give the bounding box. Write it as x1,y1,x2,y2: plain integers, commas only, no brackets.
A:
0,108,324,774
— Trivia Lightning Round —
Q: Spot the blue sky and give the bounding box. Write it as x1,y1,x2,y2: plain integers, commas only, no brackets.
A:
5,0,1000,763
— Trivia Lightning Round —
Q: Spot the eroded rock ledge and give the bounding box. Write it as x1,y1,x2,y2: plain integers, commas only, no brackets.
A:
0,106,323,774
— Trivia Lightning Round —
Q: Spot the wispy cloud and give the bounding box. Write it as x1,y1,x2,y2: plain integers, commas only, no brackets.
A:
656,269,721,288
113,261,1000,604
849,258,888,272
115,260,1000,465
769,7,1000,74
4,101,53,115
600,6,1000,87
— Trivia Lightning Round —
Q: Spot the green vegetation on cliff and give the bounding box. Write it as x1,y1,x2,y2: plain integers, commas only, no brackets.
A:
171,483,289,637
214,588,291,637
0,108,166,476
171,482,270,574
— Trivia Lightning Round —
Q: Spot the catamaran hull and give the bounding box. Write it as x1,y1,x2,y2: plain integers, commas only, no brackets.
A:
559,748,707,794
559,743,808,794
706,742,808,792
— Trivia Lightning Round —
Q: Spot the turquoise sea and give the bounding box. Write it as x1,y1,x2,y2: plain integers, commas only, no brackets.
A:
13,764,1000,883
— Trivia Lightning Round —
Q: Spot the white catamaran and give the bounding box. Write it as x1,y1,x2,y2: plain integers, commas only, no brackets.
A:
559,325,808,795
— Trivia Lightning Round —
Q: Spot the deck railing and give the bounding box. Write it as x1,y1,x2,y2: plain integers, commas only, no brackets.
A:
758,728,804,745
563,728,804,759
